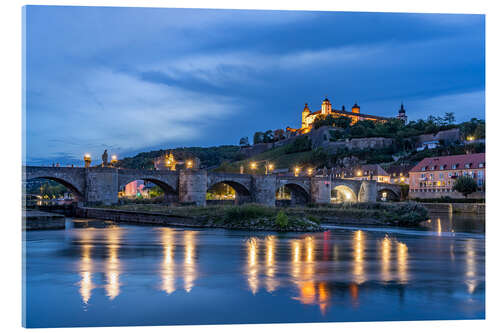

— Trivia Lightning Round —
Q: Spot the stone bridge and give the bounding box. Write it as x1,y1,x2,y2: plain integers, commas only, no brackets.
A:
24,166,402,206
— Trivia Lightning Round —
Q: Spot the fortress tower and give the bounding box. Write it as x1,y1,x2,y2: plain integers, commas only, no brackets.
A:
321,97,332,114
301,103,311,128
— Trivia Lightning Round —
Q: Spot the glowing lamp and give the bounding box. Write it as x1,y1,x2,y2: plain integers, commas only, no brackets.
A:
186,160,193,169
250,162,257,170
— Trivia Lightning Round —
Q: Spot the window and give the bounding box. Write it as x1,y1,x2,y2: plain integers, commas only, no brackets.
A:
439,173,443,179
440,165,444,170
452,164,458,169
448,172,452,177
465,163,471,169
479,163,484,168
478,171,483,178
430,166,435,170
421,167,426,171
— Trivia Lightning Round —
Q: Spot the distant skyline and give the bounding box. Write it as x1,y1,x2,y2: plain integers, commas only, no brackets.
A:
24,6,485,166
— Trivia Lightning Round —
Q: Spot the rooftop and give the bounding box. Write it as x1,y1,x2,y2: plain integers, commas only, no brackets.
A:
410,153,485,173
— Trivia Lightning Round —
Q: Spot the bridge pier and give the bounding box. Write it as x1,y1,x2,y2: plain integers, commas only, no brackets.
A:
358,180,378,203
252,175,277,207
179,169,207,206
84,168,119,205
311,177,332,204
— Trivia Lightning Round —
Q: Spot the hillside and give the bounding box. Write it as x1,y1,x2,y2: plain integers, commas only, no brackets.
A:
116,145,242,170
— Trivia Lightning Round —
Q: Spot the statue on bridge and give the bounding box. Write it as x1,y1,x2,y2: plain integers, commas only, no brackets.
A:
102,149,108,167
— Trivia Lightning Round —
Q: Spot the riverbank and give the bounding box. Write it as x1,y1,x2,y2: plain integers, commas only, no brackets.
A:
23,210,66,230
79,202,429,231
418,202,485,214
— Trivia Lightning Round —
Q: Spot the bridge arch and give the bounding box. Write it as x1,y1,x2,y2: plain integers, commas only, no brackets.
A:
119,177,178,203
25,176,84,201
207,180,251,205
377,188,400,202
332,185,357,203
276,182,310,206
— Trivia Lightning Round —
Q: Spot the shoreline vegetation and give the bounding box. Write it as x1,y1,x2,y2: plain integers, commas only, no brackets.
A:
95,202,429,232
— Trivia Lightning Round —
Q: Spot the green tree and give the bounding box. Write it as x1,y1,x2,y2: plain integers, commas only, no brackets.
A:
239,137,249,146
444,112,456,125
263,130,274,143
333,116,352,129
253,131,264,144
452,176,478,198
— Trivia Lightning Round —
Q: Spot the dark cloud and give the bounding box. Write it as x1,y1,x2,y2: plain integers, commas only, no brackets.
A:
24,6,484,165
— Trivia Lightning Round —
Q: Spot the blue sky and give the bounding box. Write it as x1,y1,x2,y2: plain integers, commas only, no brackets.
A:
24,6,485,166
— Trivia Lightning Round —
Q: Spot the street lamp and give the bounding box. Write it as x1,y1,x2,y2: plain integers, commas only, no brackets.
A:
356,170,362,177
84,154,91,168
294,166,301,177
186,160,193,169
307,167,314,176
250,162,257,170
110,155,118,167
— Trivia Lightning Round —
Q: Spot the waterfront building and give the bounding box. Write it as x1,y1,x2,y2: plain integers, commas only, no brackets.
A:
384,165,412,185
332,164,390,183
408,153,485,199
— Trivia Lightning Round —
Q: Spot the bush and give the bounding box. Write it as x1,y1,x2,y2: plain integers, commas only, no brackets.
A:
275,210,289,229
223,204,275,222
285,136,311,154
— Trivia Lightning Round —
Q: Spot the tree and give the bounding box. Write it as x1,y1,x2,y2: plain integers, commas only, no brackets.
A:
239,137,249,146
444,112,456,125
263,130,274,143
253,131,264,144
452,175,478,198
333,116,352,129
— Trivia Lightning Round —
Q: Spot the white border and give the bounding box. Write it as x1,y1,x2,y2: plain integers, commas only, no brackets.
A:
2,1,498,333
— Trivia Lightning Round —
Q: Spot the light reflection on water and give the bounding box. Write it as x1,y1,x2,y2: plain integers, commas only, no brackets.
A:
25,214,485,327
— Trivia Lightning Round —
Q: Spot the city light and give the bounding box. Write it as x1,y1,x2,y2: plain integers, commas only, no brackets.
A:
268,163,274,171
186,160,193,169
294,166,301,177
250,162,257,170
467,136,475,142
307,168,314,176
356,170,362,176
84,154,92,168
111,155,118,165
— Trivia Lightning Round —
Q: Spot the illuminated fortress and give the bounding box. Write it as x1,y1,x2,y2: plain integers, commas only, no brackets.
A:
288,97,407,134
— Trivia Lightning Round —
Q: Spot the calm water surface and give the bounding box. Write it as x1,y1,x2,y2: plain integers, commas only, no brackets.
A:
23,213,485,327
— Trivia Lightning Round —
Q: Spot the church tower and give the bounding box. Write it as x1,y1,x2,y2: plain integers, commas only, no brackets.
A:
301,103,311,129
321,97,332,115
397,103,408,124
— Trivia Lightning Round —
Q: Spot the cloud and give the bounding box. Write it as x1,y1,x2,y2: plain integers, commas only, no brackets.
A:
26,68,239,163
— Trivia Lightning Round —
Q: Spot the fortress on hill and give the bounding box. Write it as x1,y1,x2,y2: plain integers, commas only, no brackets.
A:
287,97,408,134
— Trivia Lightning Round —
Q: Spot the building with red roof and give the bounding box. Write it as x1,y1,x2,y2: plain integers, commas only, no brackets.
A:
409,153,485,199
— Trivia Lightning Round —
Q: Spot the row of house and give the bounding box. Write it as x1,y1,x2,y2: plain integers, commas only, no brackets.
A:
318,152,485,199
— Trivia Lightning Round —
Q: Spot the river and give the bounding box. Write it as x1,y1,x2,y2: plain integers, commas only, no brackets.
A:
23,212,485,327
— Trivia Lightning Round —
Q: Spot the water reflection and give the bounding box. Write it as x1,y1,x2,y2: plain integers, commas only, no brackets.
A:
78,230,94,305
105,228,122,300
380,235,392,282
265,236,278,292
161,228,176,294
465,239,477,294
183,231,197,292
246,237,259,294
397,242,409,284
352,230,366,284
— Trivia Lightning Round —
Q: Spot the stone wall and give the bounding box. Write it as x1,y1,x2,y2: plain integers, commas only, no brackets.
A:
178,169,207,206
251,175,277,206
84,168,119,205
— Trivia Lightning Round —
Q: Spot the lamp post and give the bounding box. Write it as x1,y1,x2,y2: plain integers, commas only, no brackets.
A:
110,155,118,167
307,167,314,176
294,166,301,177
84,154,91,168
186,160,193,169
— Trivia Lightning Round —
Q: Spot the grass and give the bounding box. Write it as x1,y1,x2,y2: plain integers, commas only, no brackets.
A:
214,144,315,173
100,201,429,227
